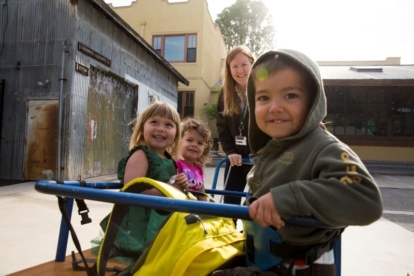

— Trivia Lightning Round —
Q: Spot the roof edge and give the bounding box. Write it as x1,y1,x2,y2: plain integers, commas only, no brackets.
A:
85,0,189,86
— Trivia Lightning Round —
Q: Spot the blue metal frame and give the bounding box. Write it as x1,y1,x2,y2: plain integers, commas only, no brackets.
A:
36,181,339,228
55,197,73,262
210,157,251,191
51,181,122,261
35,179,342,275
209,157,342,275
36,157,342,275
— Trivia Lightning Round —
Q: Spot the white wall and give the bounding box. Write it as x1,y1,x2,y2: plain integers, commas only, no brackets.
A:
125,74,177,117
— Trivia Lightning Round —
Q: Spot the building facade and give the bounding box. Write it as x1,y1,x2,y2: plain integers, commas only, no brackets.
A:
106,0,227,134
318,57,414,163
0,0,188,181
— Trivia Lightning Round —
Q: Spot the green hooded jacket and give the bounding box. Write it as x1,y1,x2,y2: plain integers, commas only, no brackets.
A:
246,49,383,245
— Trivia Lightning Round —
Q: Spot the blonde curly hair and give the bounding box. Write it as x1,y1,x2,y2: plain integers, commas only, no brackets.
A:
180,117,212,167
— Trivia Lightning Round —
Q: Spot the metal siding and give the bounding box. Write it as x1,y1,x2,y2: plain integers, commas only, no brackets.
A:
65,0,178,180
0,72,24,179
66,91,87,180
0,83,51,180
83,66,135,178
1,0,180,181
0,0,71,179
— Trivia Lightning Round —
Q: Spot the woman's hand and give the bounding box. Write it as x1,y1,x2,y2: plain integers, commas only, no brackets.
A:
249,193,285,229
170,173,188,191
228,153,243,166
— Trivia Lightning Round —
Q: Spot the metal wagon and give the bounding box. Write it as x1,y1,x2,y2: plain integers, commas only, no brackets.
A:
34,157,342,275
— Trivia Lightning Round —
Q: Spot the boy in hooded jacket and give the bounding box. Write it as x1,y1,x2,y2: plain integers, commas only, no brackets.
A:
246,49,383,275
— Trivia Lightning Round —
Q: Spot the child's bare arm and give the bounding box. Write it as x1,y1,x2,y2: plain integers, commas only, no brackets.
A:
124,150,148,185
249,193,285,229
197,183,208,201
124,150,168,196
170,172,189,191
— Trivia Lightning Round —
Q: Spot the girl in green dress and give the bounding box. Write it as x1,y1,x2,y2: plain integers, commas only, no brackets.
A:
93,101,189,262
118,101,188,191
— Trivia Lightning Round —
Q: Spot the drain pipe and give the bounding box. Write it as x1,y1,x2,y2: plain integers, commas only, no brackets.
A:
57,41,68,180
55,41,70,261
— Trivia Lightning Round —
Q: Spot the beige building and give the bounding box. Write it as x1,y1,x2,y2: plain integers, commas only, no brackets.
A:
317,57,414,164
107,0,227,134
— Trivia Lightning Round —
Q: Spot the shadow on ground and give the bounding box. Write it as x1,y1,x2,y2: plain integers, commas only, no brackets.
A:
0,179,26,187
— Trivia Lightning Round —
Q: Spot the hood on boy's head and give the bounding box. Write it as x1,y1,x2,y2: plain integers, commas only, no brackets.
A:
247,49,327,154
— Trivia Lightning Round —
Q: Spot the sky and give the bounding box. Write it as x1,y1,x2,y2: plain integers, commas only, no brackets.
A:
105,0,414,64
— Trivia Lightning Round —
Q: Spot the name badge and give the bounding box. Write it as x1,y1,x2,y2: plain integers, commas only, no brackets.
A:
235,136,247,146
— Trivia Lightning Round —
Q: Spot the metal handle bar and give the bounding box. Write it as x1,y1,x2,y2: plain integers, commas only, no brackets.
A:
211,157,251,190
35,180,338,228
54,180,123,189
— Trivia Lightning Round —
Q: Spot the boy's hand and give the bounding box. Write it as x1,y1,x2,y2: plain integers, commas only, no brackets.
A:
249,193,285,229
171,173,188,191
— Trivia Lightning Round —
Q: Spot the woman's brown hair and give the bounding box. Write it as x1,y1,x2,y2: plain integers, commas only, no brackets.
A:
222,45,254,115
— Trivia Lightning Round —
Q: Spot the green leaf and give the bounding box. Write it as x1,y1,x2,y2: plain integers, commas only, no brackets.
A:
200,103,218,121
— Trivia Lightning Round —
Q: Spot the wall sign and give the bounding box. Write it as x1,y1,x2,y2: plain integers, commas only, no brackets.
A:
78,42,111,67
75,62,89,76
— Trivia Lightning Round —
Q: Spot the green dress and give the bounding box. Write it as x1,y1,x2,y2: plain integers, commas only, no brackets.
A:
96,145,177,263
117,145,177,184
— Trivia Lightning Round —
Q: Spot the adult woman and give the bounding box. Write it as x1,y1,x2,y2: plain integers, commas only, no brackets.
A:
216,45,254,205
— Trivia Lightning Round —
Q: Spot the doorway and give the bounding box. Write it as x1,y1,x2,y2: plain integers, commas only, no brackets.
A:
24,99,58,180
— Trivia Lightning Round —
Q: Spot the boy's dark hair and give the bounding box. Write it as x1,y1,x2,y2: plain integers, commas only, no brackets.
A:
251,53,317,105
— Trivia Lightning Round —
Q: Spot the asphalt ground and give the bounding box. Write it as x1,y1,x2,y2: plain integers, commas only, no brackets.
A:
380,187,414,232
1,165,413,275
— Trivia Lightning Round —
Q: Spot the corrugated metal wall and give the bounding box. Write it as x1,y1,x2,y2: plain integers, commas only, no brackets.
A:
82,66,136,178
0,0,181,181
0,0,71,180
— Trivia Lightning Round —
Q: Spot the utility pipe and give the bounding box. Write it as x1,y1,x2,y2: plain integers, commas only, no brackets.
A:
57,41,68,180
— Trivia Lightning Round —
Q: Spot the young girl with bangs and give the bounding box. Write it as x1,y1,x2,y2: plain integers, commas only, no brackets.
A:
118,101,188,192
93,101,189,263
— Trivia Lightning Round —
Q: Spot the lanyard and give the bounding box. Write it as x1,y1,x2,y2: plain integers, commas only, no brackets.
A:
239,102,247,136
235,86,248,136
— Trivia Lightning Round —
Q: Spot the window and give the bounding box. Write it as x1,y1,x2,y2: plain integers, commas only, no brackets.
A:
325,86,414,139
148,92,158,105
152,34,197,63
177,91,194,118
187,35,196,62
153,37,161,55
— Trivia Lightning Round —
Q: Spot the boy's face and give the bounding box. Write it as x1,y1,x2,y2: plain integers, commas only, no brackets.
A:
254,68,313,139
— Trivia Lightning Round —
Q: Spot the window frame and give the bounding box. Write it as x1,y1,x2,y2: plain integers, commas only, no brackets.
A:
152,34,197,63
177,91,195,118
324,84,414,147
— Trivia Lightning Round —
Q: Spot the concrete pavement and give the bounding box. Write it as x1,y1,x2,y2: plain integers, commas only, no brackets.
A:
1,166,413,275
